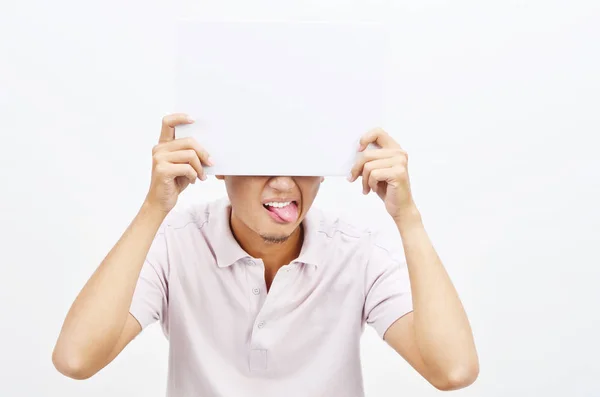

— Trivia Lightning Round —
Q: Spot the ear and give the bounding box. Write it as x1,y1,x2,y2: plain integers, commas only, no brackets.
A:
215,175,225,180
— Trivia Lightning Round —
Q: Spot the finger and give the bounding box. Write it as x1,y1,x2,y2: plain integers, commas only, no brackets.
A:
164,163,198,182
361,157,396,194
176,176,193,192
159,113,194,143
155,137,213,166
358,128,401,151
349,149,404,182
164,150,206,181
369,165,406,192
367,168,388,193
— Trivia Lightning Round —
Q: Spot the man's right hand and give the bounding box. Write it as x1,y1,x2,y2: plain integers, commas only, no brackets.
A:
144,113,213,214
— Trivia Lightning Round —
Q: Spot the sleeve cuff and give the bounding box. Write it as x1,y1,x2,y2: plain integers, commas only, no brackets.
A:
129,298,156,330
372,306,414,339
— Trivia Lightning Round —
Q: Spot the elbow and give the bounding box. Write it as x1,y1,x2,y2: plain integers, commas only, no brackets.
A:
52,347,96,380
431,362,479,391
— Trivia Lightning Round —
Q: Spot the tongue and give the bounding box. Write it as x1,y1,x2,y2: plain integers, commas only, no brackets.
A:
268,202,299,223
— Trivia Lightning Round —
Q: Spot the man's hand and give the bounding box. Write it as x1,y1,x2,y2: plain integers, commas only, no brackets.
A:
144,113,213,214
348,128,416,221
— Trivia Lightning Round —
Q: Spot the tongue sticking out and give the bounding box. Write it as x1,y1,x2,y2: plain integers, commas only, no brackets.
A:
267,202,299,223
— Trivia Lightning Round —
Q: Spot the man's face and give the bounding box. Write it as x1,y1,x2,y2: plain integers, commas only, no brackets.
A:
219,175,323,243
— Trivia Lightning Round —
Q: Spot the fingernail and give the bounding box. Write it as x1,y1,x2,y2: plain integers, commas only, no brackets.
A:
186,115,195,123
207,157,214,166
347,174,353,182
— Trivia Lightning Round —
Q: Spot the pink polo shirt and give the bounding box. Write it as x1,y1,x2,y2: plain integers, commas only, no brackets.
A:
129,198,413,397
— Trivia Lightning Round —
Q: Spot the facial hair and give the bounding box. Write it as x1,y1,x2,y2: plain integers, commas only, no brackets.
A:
260,234,290,244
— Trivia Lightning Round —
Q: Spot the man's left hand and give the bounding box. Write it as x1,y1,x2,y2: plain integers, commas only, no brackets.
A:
348,128,417,221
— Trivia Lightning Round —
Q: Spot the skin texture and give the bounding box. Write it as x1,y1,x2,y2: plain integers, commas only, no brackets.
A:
52,114,479,391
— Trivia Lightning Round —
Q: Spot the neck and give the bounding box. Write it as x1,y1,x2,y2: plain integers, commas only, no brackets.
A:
229,211,303,272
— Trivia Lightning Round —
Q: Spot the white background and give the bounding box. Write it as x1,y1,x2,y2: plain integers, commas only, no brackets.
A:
1,0,599,396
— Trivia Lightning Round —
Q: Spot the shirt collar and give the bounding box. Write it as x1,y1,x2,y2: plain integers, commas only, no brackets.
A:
206,198,323,269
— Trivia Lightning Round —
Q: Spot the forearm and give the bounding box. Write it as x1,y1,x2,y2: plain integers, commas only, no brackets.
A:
53,202,166,369
395,206,478,381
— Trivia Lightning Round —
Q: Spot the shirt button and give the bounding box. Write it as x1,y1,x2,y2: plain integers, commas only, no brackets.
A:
257,321,265,329
252,288,260,295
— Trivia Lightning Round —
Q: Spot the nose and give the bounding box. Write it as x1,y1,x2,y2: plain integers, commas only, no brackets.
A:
267,176,296,192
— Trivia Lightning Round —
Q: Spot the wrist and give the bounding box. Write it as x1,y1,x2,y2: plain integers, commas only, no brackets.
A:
393,204,422,231
139,200,169,225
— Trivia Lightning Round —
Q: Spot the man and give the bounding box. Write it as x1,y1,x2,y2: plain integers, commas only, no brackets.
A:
52,113,479,396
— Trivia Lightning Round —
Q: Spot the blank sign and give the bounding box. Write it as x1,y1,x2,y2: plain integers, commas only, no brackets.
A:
173,20,388,176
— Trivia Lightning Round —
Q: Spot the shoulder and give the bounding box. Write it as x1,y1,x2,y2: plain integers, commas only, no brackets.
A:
150,198,229,252
309,206,405,265
159,198,225,231
312,207,372,241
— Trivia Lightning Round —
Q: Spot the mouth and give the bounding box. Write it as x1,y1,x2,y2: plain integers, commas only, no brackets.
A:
262,200,300,224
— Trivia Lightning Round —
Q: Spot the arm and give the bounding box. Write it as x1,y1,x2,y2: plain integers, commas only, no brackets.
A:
52,204,166,379
384,207,479,391
52,113,210,379
351,128,478,390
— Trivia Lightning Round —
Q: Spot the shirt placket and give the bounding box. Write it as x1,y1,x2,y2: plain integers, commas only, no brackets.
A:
243,258,299,372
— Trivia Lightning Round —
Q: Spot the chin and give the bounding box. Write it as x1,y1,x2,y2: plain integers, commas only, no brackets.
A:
260,234,291,244
257,221,299,243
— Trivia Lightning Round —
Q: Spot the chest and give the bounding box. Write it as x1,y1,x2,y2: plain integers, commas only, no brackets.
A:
167,257,364,374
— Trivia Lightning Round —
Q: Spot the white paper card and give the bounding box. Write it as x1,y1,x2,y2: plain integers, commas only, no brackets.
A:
174,20,388,176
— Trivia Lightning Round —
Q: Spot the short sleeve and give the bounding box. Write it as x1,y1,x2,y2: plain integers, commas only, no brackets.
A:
129,227,169,331
363,237,413,339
